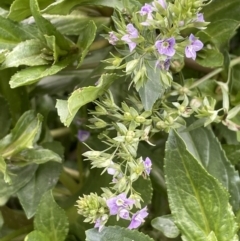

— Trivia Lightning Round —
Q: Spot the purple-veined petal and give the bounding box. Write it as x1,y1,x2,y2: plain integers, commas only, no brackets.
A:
119,209,130,220
109,32,119,45
144,157,152,175
192,39,204,51
128,207,149,229
126,24,139,38
128,42,137,52
185,46,196,60
197,13,204,22
140,3,153,16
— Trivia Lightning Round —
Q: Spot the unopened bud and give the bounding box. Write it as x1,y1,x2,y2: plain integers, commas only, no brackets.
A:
135,116,146,123
190,98,202,110
125,131,135,142
126,59,138,74
156,121,166,130
94,121,107,128
124,112,132,121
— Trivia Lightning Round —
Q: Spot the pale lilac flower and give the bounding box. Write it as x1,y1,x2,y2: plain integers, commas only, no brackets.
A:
106,193,135,215
121,24,139,52
140,3,154,26
119,208,130,220
144,157,152,175
156,58,171,70
77,130,90,142
185,34,203,60
140,3,153,16
109,31,118,45
196,13,204,22
155,37,176,57
128,207,149,229
94,215,108,231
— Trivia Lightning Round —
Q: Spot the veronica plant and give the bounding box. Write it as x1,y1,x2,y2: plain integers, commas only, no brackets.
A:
1,0,240,241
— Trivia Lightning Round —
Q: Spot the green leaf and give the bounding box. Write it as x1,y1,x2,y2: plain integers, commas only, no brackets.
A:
77,20,97,68
0,211,3,229
0,164,38,198
9,56,74,88
151,215,180,238
222,144,240,165
17,162,62,218
179,126,240,212
0,110,42,158
44,14,110,35
196,20,239,49
8,0,54,22
25,230,51,241
0,15,37,50
13,148,61,165
30,0,71,51
0,69,30,124
133,177,152,206
165,131,238,241
139,60,165,110
196,49,224,68
1,39,49,68
0,156,11,183
42,0,124,15
0,96,11,139
203,0,240,22
56,73,117,127
86,226,154,241
34,191,69,241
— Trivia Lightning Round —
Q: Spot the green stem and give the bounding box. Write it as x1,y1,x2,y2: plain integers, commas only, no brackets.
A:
59,170,79,194
50,127,71,138
0,225,33,241
76,142,84,189
189,56,240,89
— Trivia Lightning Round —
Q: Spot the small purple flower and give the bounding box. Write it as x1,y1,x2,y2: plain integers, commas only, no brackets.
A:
121,24,139,52
156,58,171,71
109,31,119,45
144,157,152,175
119,208,130,220
155,37,176,57
196,13,204,22
140,3,153,16
128,207,149,229
140,3,153,26
185,34,203,60
106,193,135,215
77,130,90,142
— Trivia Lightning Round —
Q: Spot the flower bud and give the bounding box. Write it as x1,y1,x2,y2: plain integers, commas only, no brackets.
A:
135,116,146,123
156,120,166,130
125,131,135,142
190,98,202,110
83,151,101,158
126,59,139,75
94,120,107,128
76,193,108,223
124,112,132,121
115,177,128,193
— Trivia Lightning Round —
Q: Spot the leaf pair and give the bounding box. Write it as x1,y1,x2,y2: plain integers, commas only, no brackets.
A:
164,130,239,241
24,191,69,241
